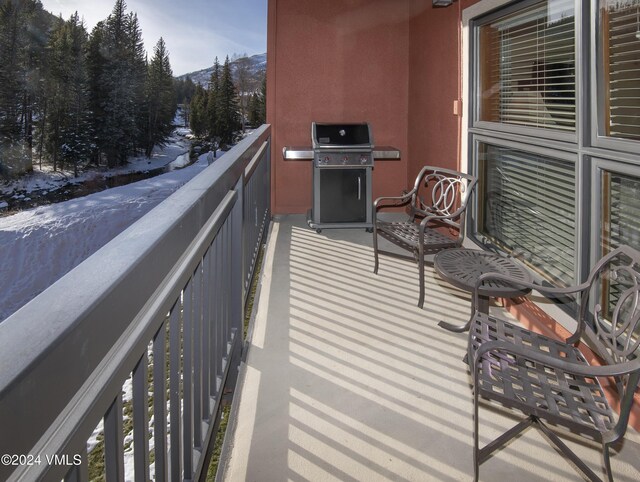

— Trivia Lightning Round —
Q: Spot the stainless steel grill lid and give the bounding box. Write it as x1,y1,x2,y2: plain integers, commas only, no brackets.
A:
312,122,373,150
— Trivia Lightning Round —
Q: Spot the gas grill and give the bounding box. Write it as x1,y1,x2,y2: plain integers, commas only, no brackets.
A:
308,122,374,232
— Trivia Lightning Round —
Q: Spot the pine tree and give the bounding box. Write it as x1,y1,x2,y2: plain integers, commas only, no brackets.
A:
189,85,207,138
126,11,147,156
248,93,259,127
258,74,266,124
45,15,70,172
246,73,266,128
0,0,46,177
86,21,107,166
175,76,195,127
206,57,220,141
144,37,176,157
234,54,251,133
62,14,91,175
215,56,239,148
174,76,196,106
97,0,147,167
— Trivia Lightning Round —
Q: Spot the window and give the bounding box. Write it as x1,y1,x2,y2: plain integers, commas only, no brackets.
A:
597,166,640,319
477,143,576,285
599,0,640,141
478,0,575,131
470,0,640,292
601,170,640,255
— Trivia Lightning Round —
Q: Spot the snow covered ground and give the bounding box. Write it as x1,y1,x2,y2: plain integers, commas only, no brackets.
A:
0,143,221,322
0,130,191,204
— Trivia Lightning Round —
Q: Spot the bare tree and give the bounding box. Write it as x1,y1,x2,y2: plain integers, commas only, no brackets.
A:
234,54,251,133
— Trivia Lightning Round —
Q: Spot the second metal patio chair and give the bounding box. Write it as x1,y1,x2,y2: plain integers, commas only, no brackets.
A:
372,166,477,308
467,245,640,482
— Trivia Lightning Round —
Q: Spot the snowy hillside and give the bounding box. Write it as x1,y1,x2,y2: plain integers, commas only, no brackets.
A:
177,52,266,88
0,149,219,323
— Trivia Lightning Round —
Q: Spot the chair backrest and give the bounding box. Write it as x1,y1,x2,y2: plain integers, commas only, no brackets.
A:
411,166,477,232
575,245,640,437
578,245,640,367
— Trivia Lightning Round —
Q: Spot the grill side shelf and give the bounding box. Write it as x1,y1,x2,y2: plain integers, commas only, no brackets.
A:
282,146,401,160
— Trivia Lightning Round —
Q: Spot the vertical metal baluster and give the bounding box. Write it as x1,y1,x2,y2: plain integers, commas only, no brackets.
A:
63,448,88,482
183,279,194,479
153,321,167,482
233,205,241,339
214,235,222,397
104,393,124,482
202,248,211,418
231,189,243,354
243,182,249,293
212,236,218,397
223,220,230,365
169,301,182,481
193,262,203,448
221,220,227,382
133,351,149,482
249,179,254,290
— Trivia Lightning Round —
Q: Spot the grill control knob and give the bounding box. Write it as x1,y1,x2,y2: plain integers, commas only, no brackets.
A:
360,155,369,165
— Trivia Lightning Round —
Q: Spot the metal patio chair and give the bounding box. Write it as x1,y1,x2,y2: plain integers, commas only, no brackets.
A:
372,166,477,308
467,245,640,482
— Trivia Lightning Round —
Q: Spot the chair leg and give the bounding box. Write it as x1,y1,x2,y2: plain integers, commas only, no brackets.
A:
473,385,480,482
603,443,613,482
417,246,425,309
373,226,379,274
537,419,604,482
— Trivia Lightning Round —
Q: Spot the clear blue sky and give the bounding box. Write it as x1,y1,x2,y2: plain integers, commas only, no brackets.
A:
40,0,267,76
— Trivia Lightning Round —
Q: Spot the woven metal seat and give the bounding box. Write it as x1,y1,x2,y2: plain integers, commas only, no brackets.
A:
376,221,457,251
471,313,616,436
372,166,477,308
467,246,640,482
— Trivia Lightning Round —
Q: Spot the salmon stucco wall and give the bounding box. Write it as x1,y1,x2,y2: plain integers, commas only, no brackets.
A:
267,0,410,214
407,0,466,185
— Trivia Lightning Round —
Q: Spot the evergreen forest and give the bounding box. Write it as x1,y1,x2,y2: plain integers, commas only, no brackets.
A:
186,56,266,151
0,0,265,180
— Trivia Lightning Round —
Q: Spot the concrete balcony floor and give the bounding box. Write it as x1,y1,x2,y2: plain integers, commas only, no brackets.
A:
222,215,640,481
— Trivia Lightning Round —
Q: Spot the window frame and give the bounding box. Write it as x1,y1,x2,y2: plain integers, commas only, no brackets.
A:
591,157,640,263
469,134,582,286
466,0,640,298
470,0,580,144
590,0,640,155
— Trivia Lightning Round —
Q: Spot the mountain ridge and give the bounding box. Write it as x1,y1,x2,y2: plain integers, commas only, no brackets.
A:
176,52,266,92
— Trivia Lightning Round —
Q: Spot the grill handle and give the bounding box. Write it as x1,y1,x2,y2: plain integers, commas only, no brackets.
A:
357,176,362,200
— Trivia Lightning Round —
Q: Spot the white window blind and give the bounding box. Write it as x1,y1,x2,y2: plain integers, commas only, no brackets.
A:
601,170,640,317
478,143,576,285
479,0,576,131
602,0,640,141
603,171,640,253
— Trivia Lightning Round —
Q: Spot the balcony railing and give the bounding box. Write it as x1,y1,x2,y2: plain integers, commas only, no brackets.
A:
0,125,271,482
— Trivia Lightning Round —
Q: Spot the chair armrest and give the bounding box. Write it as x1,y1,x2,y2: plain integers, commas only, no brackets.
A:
470,272,591,340
373,188,416,210
471,271,588,306
473,339,640,379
